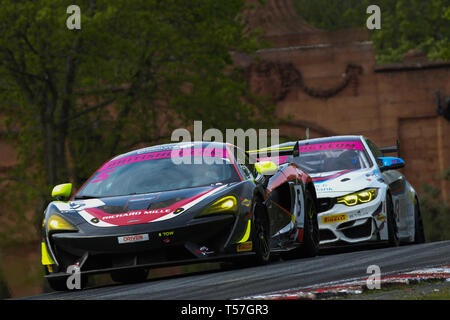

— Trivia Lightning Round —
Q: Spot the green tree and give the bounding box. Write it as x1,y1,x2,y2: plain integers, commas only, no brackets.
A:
291,0,450,63
0,0,272,243
420,169,450,242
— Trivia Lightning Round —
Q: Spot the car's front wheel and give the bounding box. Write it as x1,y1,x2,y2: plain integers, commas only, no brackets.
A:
251,201,271,265
386,194,400,246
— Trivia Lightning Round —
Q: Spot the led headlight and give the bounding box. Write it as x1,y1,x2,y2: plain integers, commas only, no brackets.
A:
337,189,378,206
200,196,237,216
47,215,77,231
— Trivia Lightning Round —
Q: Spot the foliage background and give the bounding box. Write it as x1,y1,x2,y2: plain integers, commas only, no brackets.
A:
0,0,449,298
291,0,450,63
0,0,272,298
0,0,273,245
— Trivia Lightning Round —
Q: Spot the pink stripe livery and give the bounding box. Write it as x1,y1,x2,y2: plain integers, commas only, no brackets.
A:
298,141,364,153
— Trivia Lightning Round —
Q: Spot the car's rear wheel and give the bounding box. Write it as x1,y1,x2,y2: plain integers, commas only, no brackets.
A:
413,197,426,244
386,194,400,246
110,268,149,284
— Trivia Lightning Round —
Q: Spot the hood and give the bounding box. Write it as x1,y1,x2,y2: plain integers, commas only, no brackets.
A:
311,168,382,198
60,184,229,227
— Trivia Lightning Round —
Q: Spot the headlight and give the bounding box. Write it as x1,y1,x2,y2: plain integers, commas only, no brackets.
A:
47,215,77,231
200,196,238,216
337,189,378,206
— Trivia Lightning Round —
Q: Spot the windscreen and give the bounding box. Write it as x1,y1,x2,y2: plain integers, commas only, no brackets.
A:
74,148,240,198
262,140,372,174
291,140,371,174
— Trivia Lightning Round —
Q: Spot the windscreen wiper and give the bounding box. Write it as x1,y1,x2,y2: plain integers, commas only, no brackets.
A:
73,195,100,200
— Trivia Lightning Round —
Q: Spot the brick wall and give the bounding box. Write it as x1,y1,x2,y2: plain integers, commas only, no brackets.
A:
238,0,450,201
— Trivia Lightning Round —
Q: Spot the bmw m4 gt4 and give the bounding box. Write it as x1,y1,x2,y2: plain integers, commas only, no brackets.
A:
42,142,319,290
249,136,425,249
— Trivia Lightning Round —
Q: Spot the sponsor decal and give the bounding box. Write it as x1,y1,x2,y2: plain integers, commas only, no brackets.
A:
241,198,251,207
102,209,171,220
299,141,364,153
117,233,149,244
237,241,253,252
315,184,334,192
321,213,348,224
98,148,228,172
80,185,228,226
159,231,175,244
312,169,355,184
158,231,174,237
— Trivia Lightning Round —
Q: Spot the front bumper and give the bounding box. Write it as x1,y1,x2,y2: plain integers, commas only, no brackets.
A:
318,196,385,245
44,214,248,276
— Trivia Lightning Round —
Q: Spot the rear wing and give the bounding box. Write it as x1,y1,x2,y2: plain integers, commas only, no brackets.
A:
246,141,300,160
379,139,400,157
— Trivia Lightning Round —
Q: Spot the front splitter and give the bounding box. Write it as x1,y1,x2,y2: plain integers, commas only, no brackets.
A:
45,251,255,279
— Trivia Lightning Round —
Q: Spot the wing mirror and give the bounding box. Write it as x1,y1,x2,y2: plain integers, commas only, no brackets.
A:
51,183,72,201
255,161,278,176
378,157,405,172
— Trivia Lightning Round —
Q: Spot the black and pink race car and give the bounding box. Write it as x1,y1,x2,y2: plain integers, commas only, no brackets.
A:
41,141,319,290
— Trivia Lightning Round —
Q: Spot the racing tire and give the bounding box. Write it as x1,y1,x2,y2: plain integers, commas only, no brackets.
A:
413,197,426,244
251,201,271,265
110,268,149,284
298,190,320,258
386,194,400,247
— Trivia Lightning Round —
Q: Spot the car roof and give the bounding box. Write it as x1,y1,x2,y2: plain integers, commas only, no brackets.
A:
272,135,364,149
111,141,233,160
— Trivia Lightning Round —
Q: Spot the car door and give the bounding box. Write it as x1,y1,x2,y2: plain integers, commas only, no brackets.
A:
364,138,410,235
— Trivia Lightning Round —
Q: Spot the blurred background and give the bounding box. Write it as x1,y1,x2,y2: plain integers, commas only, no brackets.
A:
0,0,449,298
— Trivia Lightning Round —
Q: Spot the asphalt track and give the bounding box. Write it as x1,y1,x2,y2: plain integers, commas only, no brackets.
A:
23,240,450,300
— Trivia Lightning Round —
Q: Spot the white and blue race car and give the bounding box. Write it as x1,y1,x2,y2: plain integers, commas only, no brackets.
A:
251,135,426,247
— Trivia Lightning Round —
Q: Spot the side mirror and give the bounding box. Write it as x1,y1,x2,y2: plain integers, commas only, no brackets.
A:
51,183,72,201
378,157,405,172
255,161,278,176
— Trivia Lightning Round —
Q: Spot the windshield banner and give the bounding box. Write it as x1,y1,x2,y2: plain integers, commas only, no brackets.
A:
298,141,364,153
98,148,228,172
